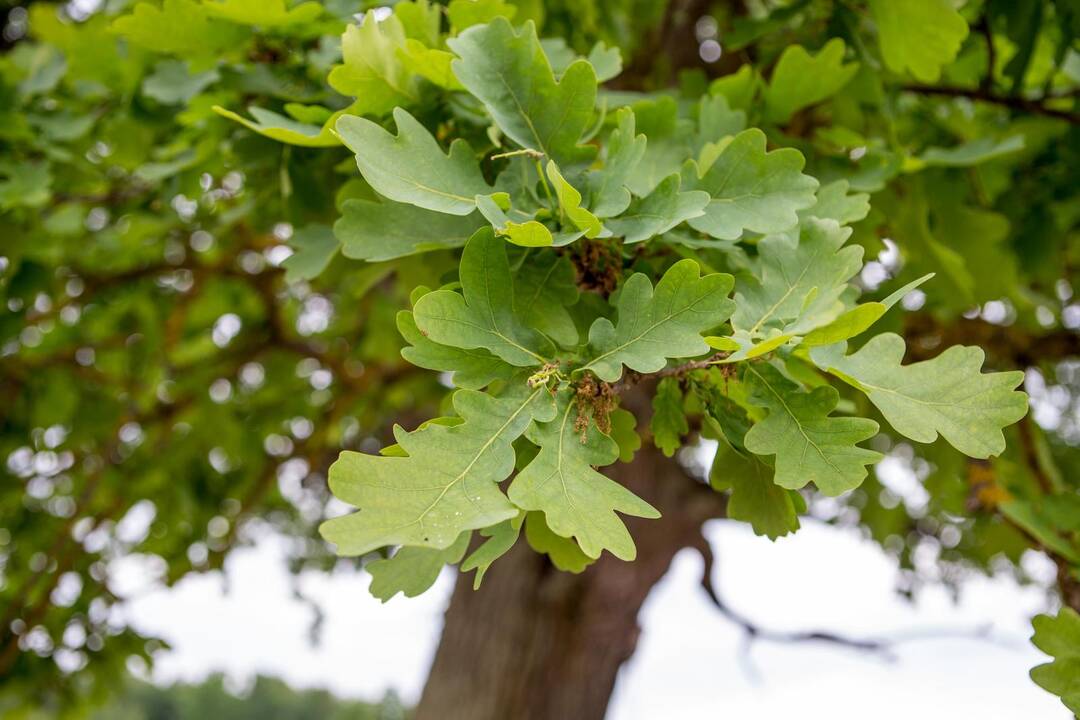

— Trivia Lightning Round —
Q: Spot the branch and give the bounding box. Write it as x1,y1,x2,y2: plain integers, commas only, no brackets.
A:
901,84,1080,124
691,533,891,657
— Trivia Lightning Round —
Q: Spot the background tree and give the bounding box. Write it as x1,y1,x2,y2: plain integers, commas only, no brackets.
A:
0,1,1078,718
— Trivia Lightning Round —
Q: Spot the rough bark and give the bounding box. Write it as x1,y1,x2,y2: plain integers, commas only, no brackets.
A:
415,442,726,720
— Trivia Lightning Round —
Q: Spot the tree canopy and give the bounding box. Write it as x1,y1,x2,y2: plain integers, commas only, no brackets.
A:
1,0,1079,717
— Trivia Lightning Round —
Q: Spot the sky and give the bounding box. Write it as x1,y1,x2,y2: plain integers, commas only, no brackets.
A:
114,518,1070,720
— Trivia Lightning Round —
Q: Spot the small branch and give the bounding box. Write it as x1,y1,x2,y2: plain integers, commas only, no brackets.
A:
692,534,891,658
901,84,1080,124
977,17,995,93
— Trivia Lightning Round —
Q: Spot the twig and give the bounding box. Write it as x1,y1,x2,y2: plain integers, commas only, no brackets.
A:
901,84,1079,124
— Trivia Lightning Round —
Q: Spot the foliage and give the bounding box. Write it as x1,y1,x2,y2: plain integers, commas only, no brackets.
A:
89,673,407,720
1,0,1079,715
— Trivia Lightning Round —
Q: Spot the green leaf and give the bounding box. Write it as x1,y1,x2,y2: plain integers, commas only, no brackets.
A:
142,61,220,105
587,108,646,218
321,381,556,555
460,514,523,589
475,194,555,247
328,13,418,116
397,310,514,390
606,173,709,244
802,273,933,347
449,18,598,165
587,42,623,83
609,408,642,463
282,224,338,282
336,199,484,262
202,0,323,27
523,511,594,572
763,39,858,124
868,0,969,83
696,94,747,149
811,334,1028,458
447,0,518,32
509,391,659,560
919,135,1025,167
111,0,247,58
684,128,818,240
511,249,580,347
0,161,52,210
581,259,735,382
651,377,688,457
732,218,864,337
336,108,493,216
399,40,464,90
1030,608,1080,715
625,96,690,196
367,532,470,602
801,179,870,226
709,440,799,540
413,229,555,366
744,363,881,496
213,105,343,147
546,160,603,237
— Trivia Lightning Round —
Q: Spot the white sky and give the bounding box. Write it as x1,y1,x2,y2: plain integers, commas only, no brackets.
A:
114,519,1069,720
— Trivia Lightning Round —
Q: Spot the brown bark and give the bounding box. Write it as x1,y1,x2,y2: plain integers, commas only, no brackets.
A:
415,442,726,720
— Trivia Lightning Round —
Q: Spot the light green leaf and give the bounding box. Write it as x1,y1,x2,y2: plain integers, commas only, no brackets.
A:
367,532,470,602
801,179,870,226
0,161,52,210
476,194,555,247
587,108,646,218
111,0,246,58
685,129,818,240
142,61,219,105
202,0,323,27
709,64,760,112
509,391,659,560
802,273,933,347
607,173,709,244
461,514,523,589
546,160,604,238
581,260,735,382
282,224,338,282
447,0,517,32
732,218,864,337
328,13,418,115
810,333,1028,458
625,96,690,196
651,377,687,457
399,40,463,90
609,408,642,463
337,109,493,215
744,364,881,496
213,105,342,147
868,0,968,83
764,39,858,124
397,311,514,390
523,511,594,573
919,135,1025,167
394,0,441,47
336,199,484,262
413,229,555,366
587,43,623,83
1030,608,1080,715
321,382,556,555
511,249,580,347
449,18,598,165
697,94,747,150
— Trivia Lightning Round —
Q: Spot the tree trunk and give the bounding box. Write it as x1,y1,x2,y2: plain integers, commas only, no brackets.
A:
415,442,726,720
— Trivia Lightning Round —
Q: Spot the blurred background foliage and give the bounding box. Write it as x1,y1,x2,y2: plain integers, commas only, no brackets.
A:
0,0,1078,716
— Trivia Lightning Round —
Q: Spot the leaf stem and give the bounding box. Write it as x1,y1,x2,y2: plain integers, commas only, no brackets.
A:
535,159,561,221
